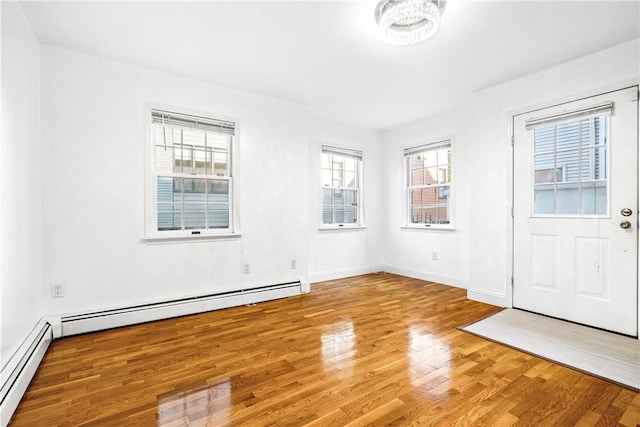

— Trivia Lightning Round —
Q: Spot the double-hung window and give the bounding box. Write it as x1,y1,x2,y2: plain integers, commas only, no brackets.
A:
149,109,235,237
321,145,363,227
404,140,452,227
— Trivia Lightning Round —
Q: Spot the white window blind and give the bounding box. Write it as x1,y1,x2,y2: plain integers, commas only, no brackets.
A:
152,110,235,134
403,139,451,156
525,102,613,130
322,145,363,160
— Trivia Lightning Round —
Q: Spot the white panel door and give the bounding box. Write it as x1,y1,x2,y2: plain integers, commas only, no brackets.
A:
513,87,638,336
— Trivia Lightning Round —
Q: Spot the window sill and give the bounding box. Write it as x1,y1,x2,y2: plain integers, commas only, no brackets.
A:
141,232,242,245
401,225,456,232
318,225,366,232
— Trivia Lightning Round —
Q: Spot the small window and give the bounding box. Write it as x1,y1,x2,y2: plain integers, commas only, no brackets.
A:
149,109,235,236
531,116,608,216
404,140,452,226
321,145,363,226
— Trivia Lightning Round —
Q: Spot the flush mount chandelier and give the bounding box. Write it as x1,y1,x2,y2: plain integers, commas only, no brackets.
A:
375,0,446,46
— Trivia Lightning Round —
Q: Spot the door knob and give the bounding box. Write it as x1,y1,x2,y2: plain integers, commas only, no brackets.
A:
620,221,632,229
621,208,633,217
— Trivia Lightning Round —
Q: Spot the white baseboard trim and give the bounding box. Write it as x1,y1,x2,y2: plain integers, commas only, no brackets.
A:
467,288,508,307
1,281,306,421
309,266,383,283
300,280,310,293
381,264,468,289
44,315,62,339
60,281,305,337
0,319,52,426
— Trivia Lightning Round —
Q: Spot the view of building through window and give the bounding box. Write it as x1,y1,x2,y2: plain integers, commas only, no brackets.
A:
405,141,452,225
533,115,607,215
321,146,362,226
151,110,234,233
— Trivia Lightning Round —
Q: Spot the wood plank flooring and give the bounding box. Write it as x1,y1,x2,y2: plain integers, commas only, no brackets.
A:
10,273,640,426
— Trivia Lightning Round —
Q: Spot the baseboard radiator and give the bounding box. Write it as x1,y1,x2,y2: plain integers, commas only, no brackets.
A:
61,281,304,337
0,320,52,426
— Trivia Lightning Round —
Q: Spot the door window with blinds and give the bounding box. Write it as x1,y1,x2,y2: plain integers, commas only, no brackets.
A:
149,109,235,235
527,102,611,216
321,146,362,226
404,140,452,227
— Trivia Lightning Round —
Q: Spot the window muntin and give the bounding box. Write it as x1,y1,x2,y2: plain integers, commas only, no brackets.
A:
151,109,234,234
533,115,608,216
321,146,362,226
405,141,452,226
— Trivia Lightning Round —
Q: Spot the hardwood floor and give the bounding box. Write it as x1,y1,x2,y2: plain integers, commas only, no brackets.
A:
461,309,640,390
10,273,640,426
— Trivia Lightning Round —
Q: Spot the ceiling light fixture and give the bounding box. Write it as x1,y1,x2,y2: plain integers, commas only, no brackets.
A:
375,0,446,46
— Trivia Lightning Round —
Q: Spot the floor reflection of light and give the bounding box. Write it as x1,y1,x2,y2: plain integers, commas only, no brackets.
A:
156,378,231,425
321,321,356,377
408,325,451,397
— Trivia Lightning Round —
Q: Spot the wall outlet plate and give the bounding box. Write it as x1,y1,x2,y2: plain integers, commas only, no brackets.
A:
51,283,64,298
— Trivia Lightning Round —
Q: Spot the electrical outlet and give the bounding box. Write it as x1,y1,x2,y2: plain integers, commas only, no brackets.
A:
432,252,438,261
290,259,297,269
51,283,64,298
242,263,250,274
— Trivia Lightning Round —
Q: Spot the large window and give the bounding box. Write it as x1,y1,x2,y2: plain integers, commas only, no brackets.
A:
321,145,363,226
149,109,235,236
404,140,452,226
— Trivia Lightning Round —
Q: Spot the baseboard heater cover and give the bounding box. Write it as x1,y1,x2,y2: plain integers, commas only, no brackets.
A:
0,320,52,426
61,281,303,337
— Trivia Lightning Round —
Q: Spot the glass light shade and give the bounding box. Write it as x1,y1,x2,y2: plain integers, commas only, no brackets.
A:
375,0,445,46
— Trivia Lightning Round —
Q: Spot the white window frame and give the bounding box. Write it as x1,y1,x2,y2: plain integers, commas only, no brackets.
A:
319,145,364,229
403,139,454,230
528,109,611,218
143,106,240,243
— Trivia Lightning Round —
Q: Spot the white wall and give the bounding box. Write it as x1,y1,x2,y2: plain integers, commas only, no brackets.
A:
9,11,639,332
381,38,640,306
40,46,310,316
467,38,639,307
381,109,471,288
308,118,383,282
1,2,44,368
